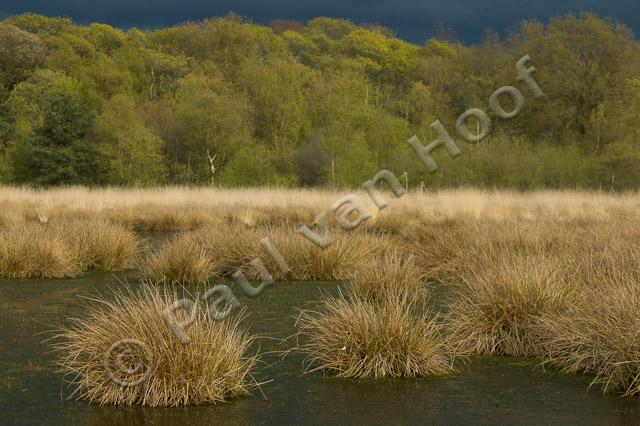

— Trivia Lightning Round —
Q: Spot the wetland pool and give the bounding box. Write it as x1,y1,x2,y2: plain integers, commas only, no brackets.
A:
0,275,638,425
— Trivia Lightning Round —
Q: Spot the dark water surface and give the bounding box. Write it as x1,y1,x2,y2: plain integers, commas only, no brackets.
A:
0,275,638,425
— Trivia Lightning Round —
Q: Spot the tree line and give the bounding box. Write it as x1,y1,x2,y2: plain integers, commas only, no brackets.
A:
1,12,639,190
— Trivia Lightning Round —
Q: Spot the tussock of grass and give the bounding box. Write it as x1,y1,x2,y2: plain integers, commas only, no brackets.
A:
141,233,215,284
400,218,471,282
0,220,139,278
541,275,640,396
174,224,394,281
0,223,78,278
296,290,454,378
446,254,575,357
345,252,425,303
195,224,258,277
53,285,259,407
271,230,394,281
58,220,139,272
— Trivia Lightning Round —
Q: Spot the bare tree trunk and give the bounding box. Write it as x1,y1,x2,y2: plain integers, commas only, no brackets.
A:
331,156,335,189
207,151,217,186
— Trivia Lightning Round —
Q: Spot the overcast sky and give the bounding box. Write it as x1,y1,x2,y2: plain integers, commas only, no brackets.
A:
0,0,636,43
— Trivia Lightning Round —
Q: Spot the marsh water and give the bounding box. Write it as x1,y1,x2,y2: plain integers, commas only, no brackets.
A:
1,275,639,425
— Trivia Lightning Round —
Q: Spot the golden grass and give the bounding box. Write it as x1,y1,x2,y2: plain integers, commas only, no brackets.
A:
4,186,640,395
539,242,640,396
0,223,78,278
53,285,259,407
446,254,576,357
295,289,454,378
0,220,139,278
267,229,395,281
57,220,139,272
144,223,397,283
141,233,214,284
345,252,425,303
1,186,640,232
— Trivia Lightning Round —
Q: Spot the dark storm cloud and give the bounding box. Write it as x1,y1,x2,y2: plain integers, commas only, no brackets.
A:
0,0,638,43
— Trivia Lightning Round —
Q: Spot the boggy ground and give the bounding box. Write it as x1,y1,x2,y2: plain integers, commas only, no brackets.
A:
3,186,640,404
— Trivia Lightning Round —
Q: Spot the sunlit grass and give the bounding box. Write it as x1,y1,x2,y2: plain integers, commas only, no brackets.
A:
53,285,260,407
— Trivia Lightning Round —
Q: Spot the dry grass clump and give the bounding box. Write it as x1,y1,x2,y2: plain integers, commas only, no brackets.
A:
399,218,473,282
295,290,454,378
190,223,395,281
53,285,259,407
0,219,139,278
541,274,640,396
271,230,396,281
403,217,582,284
141,233,215,284
195,224,259,277
446,254,575,357
56,220,139,272
345,252,425,303
0,223,78,278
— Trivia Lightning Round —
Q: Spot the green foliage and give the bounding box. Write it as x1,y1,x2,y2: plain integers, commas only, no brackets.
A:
218,144,280,187
94,95,165,186
168,72,253,183
0,23,46,90
5,13,72,35
6,69,97,185
0,12,639,190
86,23,126,54
11,141,97,186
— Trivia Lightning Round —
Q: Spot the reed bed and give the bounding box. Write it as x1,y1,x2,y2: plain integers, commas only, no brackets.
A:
53,285,259,407
2,186,640,232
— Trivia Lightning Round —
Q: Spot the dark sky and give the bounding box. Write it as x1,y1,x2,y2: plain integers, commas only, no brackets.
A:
0,0,637,43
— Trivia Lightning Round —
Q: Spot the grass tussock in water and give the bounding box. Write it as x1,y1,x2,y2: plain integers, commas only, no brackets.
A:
53,285,259,407
541,261,640,396
7,187,640,396
270,229,395,281
345,252,425,303
446,254,576,357
58,220,139,272
295,287,454,379
399,218,471,282
0,220,139,278
141,233,215,284
0,223,78,278
146,224,393,283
